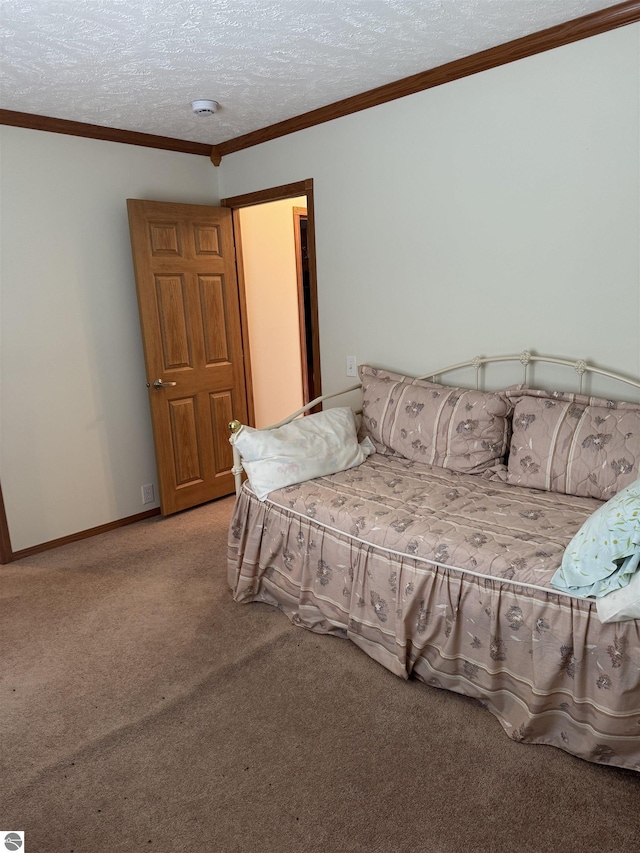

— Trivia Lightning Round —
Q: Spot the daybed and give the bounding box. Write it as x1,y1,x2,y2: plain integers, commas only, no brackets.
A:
227,352,640,772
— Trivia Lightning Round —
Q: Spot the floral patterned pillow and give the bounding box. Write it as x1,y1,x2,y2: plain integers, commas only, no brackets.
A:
506,388,640,501
359,365,511,475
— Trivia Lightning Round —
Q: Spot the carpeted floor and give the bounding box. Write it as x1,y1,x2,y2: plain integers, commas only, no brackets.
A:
1,496,639,853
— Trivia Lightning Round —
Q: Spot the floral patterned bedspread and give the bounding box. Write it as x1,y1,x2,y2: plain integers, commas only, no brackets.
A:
228,453,640,772
260,453,602,588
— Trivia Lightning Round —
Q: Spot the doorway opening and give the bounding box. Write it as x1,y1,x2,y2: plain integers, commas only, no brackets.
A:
222,180,321,428
293,206,318,406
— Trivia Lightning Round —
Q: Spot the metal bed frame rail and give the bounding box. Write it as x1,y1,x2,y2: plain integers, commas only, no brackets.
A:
229,350,640,495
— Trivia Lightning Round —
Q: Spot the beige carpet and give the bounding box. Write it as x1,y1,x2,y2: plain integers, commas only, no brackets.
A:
1,496,639,853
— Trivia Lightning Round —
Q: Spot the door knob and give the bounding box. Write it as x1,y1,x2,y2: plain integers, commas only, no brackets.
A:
152,379,177,389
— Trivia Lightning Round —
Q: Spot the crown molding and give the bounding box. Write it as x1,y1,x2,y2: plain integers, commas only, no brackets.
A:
215,0,640,160
0,109,212,156
2,2,639,164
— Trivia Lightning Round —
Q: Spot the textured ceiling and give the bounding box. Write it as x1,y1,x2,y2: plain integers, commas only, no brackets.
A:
0,0,621,145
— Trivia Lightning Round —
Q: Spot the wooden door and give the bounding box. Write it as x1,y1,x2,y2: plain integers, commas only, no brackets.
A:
127,199,248,515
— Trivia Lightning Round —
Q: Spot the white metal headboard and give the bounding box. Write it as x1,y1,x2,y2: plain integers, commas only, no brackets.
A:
228,350,640,494
421,349,640,394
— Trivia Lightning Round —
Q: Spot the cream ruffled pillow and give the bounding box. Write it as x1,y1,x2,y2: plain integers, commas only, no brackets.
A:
231,407,375,501
596,567,640,623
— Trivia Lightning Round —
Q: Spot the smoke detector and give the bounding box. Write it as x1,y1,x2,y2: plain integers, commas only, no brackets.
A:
191,99,219,116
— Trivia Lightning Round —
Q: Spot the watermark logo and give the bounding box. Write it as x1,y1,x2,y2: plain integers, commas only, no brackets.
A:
3,832,24,851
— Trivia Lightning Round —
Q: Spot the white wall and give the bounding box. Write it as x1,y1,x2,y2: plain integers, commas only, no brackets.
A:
2,23,639,552
219,24,640,402
0,127,219,551
239,197,306,427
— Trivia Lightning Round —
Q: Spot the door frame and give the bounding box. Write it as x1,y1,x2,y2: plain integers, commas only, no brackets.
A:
292,205,311,406
0,484,12,564
220,179,322,421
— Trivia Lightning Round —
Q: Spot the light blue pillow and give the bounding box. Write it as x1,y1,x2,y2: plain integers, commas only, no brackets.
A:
551,478,640,597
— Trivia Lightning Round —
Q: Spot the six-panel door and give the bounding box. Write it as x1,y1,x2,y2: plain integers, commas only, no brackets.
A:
127,199,248,514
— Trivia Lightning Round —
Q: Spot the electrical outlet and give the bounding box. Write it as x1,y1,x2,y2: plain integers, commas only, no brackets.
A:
346,355,358,377
141,483,155,505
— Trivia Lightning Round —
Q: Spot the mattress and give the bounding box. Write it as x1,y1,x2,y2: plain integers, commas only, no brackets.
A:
228,452,640,771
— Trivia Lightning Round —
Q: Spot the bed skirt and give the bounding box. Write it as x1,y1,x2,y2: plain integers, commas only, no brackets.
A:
228,484,640,773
